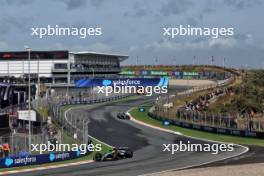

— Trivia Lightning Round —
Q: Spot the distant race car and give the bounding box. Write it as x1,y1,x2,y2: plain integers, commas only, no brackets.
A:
117,112,130,120
93,147,133,161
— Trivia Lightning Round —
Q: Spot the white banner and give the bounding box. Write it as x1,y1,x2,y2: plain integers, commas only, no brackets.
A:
18,110,37,122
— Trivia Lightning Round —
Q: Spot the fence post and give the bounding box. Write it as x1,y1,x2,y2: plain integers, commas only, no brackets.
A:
259,119,261,132
179,110,182,121
204,111,207,124
212,114,214,126
228,117,231,128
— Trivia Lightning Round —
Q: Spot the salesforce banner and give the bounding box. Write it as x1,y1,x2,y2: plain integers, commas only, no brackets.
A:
75,78,169,88
0,151,82,168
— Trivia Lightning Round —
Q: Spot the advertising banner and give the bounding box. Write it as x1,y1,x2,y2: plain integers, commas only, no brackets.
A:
149,113,264,139
0,151,82,168
120,71,135,75
18,110,37,122
75,78,169,88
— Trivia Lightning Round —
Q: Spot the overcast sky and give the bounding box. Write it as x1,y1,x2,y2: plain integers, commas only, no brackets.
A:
0,0,263,68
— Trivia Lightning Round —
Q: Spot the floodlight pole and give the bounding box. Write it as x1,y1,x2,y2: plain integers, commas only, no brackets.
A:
91,68,95,99
37,55,40,100
25,46,32,152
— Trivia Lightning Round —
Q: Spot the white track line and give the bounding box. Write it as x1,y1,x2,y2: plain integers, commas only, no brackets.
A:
0,160,94,175
126,111,249,176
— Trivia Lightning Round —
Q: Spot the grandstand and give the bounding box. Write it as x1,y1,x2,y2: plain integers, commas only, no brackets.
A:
0,50,128,84
0,50,129,158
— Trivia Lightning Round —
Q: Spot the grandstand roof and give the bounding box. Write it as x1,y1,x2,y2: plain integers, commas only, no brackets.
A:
70,51,129,62
0,50,129,61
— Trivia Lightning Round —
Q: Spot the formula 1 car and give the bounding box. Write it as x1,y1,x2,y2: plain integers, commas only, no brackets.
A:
93,147,133,161
117,112,130,120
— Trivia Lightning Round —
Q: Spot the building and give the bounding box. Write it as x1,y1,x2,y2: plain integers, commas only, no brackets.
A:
0,50,128,84
0,50,128,108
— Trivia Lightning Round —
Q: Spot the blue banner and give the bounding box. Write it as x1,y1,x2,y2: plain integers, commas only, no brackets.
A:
75,78,169,88
0,151,82,168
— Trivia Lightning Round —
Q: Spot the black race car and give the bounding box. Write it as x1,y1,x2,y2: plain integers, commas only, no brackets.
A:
117,112,130,120
93,147,133,161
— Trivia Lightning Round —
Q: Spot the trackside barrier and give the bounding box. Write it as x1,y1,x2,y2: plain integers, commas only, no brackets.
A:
0,94,130,169
151,75,264,138
148,111,264,138
0,150,84,168
60,94,131,144
0,95,130,168
149,73,264,138
32,94,131,145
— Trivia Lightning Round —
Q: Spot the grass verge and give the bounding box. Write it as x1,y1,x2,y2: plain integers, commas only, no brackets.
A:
130,104,264,147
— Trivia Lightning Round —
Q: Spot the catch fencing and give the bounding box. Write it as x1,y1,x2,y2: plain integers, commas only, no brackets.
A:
32,92,131,145
152,76,264,137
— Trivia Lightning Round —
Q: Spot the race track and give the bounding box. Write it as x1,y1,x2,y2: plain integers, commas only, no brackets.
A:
14,96,247,176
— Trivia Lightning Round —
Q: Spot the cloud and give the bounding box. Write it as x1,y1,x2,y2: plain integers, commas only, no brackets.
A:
53,43,66,50
1,0,33,6
58,0,105,10
80,43,112,52
89,0,105,7
58,0,87,10
208,38,237,48
128,46,137,52
124,1,149,17
160,0,194,16
0,41,8,50
147,32,255,51
0,16,32,35
52,42,112,52
144,35,246,51
233,33,253,45
223,0,262,10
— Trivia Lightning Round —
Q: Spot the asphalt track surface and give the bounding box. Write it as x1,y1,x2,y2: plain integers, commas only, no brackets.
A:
16,96,247,176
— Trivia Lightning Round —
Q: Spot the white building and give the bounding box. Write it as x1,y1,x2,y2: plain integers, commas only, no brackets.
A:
0,50,128,84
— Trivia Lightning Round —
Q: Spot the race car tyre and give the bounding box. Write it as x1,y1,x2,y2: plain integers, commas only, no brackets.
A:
94,152,102,161
126,149,133,158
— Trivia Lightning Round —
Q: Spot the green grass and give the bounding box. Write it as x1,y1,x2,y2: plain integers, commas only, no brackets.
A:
130,104,264,147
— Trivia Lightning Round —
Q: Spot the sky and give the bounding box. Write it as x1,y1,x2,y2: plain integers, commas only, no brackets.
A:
0,0,263,68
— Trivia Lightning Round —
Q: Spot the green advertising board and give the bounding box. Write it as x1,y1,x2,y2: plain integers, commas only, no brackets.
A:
150,71,168,76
